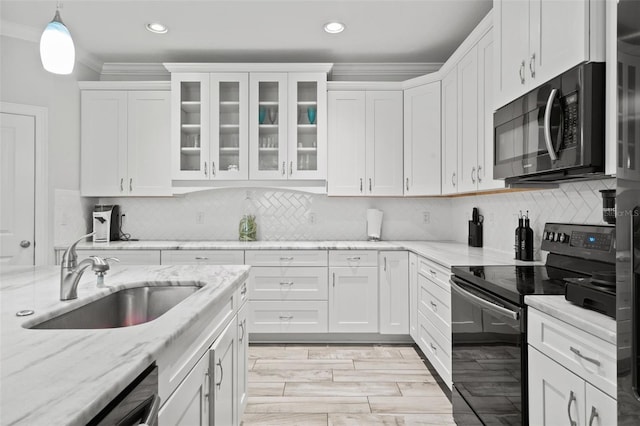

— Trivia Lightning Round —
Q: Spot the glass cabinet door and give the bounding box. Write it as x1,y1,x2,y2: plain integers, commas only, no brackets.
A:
171,73,210,180
288,73,327,180
249,73,288,180
210,73,248,180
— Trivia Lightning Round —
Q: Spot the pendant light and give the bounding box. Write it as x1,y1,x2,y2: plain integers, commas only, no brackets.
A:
39,2,75,75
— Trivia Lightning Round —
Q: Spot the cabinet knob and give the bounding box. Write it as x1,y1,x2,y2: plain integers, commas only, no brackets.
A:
19,240,31,248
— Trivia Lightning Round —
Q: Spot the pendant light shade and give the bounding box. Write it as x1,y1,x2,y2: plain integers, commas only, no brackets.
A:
40,8,75,75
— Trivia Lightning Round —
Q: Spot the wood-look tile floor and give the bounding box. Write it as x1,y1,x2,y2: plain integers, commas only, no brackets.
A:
241,344,454,426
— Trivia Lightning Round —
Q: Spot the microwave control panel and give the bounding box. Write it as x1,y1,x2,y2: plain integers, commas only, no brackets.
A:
562,93,579,147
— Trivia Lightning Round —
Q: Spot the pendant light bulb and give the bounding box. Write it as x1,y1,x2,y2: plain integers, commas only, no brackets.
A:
40,6,75,75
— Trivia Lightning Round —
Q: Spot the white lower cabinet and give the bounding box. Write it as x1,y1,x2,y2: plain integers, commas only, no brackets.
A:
379,251,409,334
329,265,378,332
408,253,418,340
161,250,244,265
211,320,236,426
236,303,249,416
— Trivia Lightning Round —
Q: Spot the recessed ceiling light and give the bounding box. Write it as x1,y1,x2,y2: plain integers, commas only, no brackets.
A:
146,23,168,34
324,22,345,34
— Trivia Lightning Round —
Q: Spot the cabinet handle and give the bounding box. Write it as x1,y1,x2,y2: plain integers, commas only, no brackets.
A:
212,161,216,177
570,346,601,367
567,391,577,426
477,165,483,183
369,178,372,192
120,178,124,192
360,178,363,193
216,359,223,388
384,257,387,272
430,301,438,310
239,319,246,342
529,53,536,78
282,161,286,176
204,162,208,177
240,284,247,296
588,406,599,426
429,269,437,276
204,369,210,400
280,256,294,261
289,161,293,176
519,60,526,85
471,167,476,184
452,172,456,187
279,315,294,320
194,256,209,260
279,281,294,286
333,272,336,287
346,256,361,261
129,178,133,192
430,343,437,353
406,178,409,191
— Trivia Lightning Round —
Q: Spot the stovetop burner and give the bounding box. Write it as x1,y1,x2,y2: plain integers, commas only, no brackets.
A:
564,276,616,318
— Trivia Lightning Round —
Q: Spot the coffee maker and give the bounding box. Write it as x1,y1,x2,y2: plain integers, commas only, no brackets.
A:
93,205,120,243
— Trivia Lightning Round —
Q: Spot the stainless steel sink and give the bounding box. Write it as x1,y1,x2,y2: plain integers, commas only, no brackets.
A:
30,285,201,329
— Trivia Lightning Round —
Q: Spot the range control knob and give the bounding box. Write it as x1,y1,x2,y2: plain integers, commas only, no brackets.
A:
543,231,549,240
558,233,568,243
555,233,562,242
547,231,556,241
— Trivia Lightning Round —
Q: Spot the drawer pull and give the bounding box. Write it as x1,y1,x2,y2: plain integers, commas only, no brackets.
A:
279,315,294,320
216,358,223,389
430,343,437,353
430,301,437,310
570,347,601,367
280,257,294,261
240,285,247,296
567,391,577,426
588,406,599,426
346,256,361,261
195,256,209,260
429,269,437,276
239,320,246,342
279,281,294,286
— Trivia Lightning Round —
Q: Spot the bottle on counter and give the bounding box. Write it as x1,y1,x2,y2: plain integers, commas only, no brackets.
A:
520,211,534,261
515,211,523,260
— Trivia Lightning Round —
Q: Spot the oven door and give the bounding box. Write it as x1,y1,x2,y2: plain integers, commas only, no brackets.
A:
450,278,524,426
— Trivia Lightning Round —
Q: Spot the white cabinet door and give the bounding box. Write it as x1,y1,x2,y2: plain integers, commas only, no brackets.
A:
408,253,418,340
172,73,210,180
211,320,236,426
528,346,586,426
457,45,479,193
477,30,503,191
210,73,249,180
127,91,171,196
236,303,249,421
329,266,378,332
327,91,366,196
288,72,327,180
81,91,128,196
250,73,288,180
403,82,441,196
159,348,209,426
366,91,404,196
585,383,617,426
441,70,458,194
379,251,409,334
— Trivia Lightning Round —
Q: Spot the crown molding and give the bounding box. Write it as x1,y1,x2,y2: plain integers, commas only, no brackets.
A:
163,62,334,74
327,81,405,91
100,63,170,80
78,81,171,90
0,19,103,74
330,63,442,81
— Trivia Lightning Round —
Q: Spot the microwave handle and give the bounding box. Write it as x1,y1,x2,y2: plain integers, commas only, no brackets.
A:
543,88,560,161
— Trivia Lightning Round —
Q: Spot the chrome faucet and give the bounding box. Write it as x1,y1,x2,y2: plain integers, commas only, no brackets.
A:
60,232,116,300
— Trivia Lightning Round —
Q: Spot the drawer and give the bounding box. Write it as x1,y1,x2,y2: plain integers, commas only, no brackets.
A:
417,256,450,291
245,250,327,267
250,267,328,301
329,250,378,267
75,249,160,265
249,301,328,333
161,250,244,265
417,310,451,388
418,274,451,337
528,308,616,398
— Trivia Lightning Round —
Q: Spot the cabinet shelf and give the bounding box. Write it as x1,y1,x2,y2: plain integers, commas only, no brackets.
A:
297,101,317,106
181,101,201,113
220,101,240,106
258,101,279,106
258,124,279,130
220,147,240,152
181,124,201,134
220,124,240,128
296,147,318,152
181,147,202,155
258,147,279,152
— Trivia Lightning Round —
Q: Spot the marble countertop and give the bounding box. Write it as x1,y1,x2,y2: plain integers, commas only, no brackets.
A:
57,240,533,269
0,264,250,426
525,295,616,344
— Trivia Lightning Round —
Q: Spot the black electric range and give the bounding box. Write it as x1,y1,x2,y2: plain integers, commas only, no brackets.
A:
450,223,616,426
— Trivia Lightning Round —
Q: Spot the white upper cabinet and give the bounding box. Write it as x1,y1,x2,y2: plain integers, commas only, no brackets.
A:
81,88,171,197
328,90,403,196
441,70,458,194
456,45,480,193
494,0,605,109
403,81,441,196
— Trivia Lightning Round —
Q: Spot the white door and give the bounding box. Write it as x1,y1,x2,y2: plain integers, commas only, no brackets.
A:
379,251,409,334
441,70,458,194
0,113,35,265
127,91,171,196
327,91,366,196
366,91,404,196
211,320,236,426
236,303,249,418
585,383,617,426
329,266,378,332
403,82,441,196
408,253,418,339
457,45,479,193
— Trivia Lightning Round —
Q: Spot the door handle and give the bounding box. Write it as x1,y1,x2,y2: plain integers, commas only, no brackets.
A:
129,178,133,192
212,161,216,177
519,60,526,85
369,178,372,192
289,161,293,176
383,256,387,271
452,172,456,187
279,281,294,286
543,88,560,161
567,391,577,426
140,394,161,426
570,346,601,367
529,53,536,78
406,178,409,191
450,280,520,320
282,161,286,176
20,240,31,248
588,406,599,426
120,178,124,192
360,178,363,193
477,165,483,182
332,272,336,287
194,256,209,260
216,358,223,388
239,320,246,342
471,167,476,184
204,162,208,177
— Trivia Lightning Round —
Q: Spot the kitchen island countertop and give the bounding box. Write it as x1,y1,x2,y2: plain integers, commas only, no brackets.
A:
0,264,250,426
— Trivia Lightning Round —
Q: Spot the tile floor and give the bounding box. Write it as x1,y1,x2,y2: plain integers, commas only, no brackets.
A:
241,344,455,426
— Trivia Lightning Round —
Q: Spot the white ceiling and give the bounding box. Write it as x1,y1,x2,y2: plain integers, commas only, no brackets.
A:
0,0,492,65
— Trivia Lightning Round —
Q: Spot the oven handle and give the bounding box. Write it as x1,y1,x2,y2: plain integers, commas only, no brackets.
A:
450,279,520,321
140,395,161,426
543,88,559,161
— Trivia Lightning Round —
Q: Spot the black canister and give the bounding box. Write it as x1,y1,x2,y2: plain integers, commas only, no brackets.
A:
599,189,616,224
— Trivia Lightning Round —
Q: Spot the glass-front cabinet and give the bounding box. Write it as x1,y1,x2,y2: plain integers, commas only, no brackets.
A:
288,73,327,180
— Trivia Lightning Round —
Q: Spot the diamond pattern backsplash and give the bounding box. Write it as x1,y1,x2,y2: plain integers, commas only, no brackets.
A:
79,178,615,259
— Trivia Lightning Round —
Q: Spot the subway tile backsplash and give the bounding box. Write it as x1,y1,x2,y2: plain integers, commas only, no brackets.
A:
88,178,615,259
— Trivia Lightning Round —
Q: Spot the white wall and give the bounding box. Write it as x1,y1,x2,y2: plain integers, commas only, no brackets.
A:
0,35,100,259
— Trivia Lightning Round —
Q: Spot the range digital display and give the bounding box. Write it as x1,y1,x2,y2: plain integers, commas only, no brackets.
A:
570,231,613,251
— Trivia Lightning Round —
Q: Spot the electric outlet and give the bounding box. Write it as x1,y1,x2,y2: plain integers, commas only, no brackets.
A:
423,211,431,224
308,212,316,224
196,212,204,225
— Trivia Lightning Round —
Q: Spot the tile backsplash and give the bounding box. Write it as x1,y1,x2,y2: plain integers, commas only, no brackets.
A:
94,178,615,259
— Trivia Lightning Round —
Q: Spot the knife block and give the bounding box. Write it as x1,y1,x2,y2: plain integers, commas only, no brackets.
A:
468,221,483,247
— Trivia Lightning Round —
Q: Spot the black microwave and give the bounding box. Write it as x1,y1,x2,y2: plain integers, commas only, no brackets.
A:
493,62,605,184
